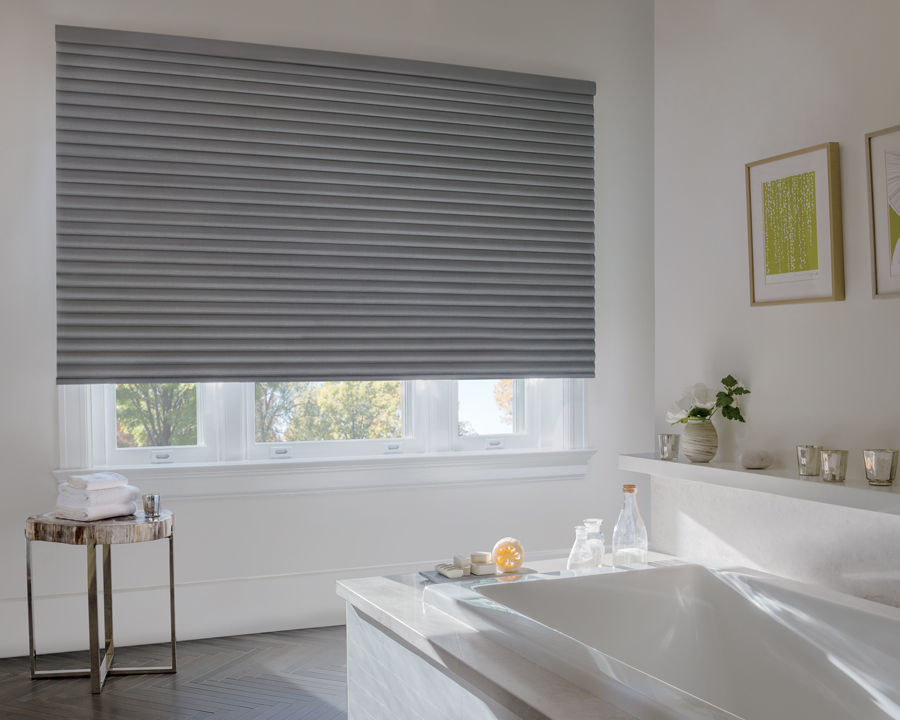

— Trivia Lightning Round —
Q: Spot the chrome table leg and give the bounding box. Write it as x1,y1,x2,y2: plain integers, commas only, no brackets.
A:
103,543,114,670
169,533,177,671
87,539,101,693
26,538,36,678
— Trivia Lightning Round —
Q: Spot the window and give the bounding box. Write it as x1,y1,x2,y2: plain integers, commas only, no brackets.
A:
53,28,596,492
254,382,403,443
64,379,584,469
453,379,534,451
116,384,199,448
89,384,219,466
247,380,408,461
457,379,525,436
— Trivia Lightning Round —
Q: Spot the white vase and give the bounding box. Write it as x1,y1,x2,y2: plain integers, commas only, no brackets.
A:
682,419,718,463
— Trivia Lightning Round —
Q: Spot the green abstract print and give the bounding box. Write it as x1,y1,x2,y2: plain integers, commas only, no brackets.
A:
886,148,900,274
763,170,818,276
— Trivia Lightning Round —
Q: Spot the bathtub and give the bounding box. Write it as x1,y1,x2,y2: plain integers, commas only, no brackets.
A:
424,562,900,720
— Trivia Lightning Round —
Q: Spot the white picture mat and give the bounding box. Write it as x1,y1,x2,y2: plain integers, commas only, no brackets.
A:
869,128,900,295
749,147,834,303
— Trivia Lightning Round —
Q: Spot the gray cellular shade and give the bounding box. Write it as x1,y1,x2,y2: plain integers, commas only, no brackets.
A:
56,25,596,384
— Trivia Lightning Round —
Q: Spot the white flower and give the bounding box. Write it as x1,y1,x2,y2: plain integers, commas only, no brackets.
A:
684,383,717,410
666,395,692,424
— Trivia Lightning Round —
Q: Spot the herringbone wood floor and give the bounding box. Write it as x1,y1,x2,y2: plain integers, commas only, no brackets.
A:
0,626,347,720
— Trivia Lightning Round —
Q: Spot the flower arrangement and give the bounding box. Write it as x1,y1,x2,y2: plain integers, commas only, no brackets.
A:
666,375,749,424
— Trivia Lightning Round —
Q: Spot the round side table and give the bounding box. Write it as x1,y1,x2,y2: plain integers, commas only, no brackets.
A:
25,510,176,693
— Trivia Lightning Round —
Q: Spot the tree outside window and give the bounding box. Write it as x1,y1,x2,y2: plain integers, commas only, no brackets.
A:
255,381,401,443
116,383,197,448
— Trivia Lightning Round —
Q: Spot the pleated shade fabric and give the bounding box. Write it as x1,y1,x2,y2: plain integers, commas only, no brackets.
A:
56,25,596,384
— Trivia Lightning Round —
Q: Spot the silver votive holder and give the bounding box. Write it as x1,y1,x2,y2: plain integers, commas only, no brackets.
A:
821,449,848,483
863,449,899,486
796,445,823,476
658,434,680,461
142,493,161,518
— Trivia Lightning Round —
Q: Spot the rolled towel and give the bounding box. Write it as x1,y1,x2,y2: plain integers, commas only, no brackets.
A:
67,472,128,491
55,501,137,522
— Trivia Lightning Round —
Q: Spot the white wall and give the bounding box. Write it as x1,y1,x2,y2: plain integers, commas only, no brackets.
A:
653,0,900,602
655,0,900,472
0,0,654,657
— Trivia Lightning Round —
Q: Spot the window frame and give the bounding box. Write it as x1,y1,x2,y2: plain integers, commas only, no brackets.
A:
89,383,220,467
57,379,590,497
451,378,536,452
245,380,412,462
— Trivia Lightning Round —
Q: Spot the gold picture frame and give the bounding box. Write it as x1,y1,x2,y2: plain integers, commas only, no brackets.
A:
745,142,844,306
865,124,900,299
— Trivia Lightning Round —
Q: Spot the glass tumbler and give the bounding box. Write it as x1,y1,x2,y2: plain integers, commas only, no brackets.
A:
821,449,848,483
658,434,679,461
796,445,823,476
863,449,899,486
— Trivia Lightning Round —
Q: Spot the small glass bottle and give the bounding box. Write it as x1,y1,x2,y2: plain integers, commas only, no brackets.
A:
566,525,594,570
612,485,647,566
583,518,605,567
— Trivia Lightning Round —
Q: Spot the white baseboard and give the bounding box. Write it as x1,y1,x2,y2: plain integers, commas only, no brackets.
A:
0,549,568,658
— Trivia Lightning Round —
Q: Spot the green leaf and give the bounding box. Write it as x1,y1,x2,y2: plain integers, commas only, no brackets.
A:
732,386,750,395
688,407,711,419
721,405,746,422
716,391,733,407
721,375,738,389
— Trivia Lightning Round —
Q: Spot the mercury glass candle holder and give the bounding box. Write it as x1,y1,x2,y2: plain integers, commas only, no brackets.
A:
142,493,161,518
796,445,823,476
658,434,680,461
863,449,899,487
821,449,848,483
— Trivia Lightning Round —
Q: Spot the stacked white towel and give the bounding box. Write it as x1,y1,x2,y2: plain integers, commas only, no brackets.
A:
67,471,131,490
56,472,140,521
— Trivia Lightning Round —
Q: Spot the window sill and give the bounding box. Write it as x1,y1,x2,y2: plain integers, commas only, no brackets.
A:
53,448,597,500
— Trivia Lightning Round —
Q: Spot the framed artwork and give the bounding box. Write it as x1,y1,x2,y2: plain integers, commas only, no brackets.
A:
866,124,900,299
745,142,844,306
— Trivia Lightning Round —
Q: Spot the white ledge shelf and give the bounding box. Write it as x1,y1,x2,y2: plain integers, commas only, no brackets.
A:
619,453,900,517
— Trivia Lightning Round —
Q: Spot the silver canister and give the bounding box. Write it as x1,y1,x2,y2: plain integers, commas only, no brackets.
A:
796,445,823,476
142,493,161,518
821,449,848,483
658,434,680,461
863,449,899,487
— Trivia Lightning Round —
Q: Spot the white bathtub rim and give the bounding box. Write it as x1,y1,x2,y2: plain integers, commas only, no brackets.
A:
423,559,900,720
425,560,741,720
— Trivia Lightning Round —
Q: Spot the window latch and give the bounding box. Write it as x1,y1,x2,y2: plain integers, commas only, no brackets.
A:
151,451,174,464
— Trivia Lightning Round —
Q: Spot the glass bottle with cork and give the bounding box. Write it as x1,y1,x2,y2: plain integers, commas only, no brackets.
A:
612,484,647,566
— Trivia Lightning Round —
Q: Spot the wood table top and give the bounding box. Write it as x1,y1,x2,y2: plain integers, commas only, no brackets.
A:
26,510,174,545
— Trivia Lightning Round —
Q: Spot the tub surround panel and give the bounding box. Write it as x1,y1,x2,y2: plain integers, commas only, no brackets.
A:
347,604,520,720
650,474,900,608
337,561,640,720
